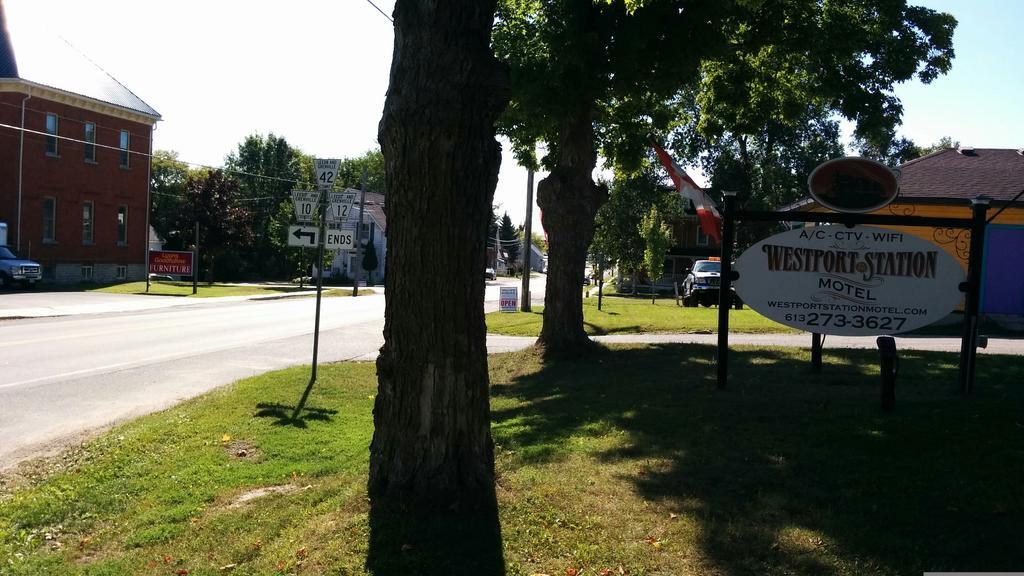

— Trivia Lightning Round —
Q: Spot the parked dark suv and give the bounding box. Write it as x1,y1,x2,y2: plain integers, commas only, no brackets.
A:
681,259,742,308
0,246,42,288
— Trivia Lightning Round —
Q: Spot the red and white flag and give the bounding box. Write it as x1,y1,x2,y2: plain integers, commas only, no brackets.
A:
652,142,722,244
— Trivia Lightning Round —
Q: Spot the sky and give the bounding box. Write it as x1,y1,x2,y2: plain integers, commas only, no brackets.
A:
5,0,1024,233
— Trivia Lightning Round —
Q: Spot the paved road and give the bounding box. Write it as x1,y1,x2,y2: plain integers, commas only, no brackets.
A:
0,278,541,467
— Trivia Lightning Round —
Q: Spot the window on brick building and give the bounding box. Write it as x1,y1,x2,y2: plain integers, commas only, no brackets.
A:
45,113,59,155
43,197,56,242
119,130,130,168
116,265,127,280
84,122,96,162
117,206,128,244
82,201,94,244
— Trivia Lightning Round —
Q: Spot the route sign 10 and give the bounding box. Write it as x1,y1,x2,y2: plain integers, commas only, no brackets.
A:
291,190,320,223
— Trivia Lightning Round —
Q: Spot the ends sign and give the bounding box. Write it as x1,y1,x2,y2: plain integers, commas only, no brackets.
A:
734,225,964,336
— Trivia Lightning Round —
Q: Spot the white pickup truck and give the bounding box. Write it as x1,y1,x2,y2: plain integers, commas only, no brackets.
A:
0,245,42,288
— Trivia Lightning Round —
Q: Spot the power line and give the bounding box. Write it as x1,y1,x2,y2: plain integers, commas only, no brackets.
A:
365,0,393,22
0,121,308,187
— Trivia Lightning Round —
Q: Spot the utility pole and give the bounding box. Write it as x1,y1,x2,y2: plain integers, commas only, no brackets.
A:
352,167,367,297
192,222,199,295
495,219,501,272
521,169,534,311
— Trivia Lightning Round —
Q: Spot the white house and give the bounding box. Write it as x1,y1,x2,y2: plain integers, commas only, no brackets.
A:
329,190,386,284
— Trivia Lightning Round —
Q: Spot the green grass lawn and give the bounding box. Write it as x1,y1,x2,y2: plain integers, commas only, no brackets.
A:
3,345,1022,575
89,282,361,298
487,295,797,335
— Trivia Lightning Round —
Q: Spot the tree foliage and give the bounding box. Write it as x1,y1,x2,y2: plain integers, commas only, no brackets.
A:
362,240,379,282
338,149,386,193
499,212,520,266
640,205,672,296
857,135,959,166
224,133,308,279
493,0,956,353
593,168,680,278
171,170,254,283
150,150,190,248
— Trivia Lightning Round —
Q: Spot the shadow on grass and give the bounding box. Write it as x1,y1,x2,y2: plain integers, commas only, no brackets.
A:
366,491,505,576
491,344,1024,574
253,402,338,428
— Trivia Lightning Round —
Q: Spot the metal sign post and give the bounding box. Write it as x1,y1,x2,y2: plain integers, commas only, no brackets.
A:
715,192,737,389
293,159,339,420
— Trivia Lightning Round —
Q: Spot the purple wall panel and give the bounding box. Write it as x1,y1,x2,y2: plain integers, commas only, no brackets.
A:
982,226,1024,315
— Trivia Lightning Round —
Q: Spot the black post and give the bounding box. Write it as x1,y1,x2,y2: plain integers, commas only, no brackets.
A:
811,333,823,373
597,256,604,311
877,336,897,412
192,222,198,295
959,196,990,395
352,169,367,297
521,168,534,312
716,192,737,389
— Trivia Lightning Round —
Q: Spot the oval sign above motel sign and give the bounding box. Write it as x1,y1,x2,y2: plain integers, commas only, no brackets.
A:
807,157,900,213
734,225,965,336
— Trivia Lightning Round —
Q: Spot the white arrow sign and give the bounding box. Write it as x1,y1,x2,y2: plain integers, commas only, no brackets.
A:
315,158,340,191
324,228,356,250
287,225,320,248
326,191,357,223
291,190,320,223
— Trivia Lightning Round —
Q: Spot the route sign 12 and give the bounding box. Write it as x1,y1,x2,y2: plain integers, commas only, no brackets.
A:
291,190,320,223
326,191,357,223
315,159,340,191
325,229,356,250
288,225,320,248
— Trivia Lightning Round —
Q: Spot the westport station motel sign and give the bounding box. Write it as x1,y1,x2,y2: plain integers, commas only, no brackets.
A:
717,157,990,394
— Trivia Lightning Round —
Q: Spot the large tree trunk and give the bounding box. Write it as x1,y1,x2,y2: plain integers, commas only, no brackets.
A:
536,104,608,357
371,0,508,505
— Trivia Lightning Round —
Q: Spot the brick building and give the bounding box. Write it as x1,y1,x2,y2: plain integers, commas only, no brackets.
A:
0,5,160,283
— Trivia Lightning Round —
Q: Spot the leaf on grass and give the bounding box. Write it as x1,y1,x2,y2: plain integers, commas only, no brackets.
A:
643,536,663,548
175,570,190,575
295,547,307,560
566,567,580,576
221,434,232,443
669,513,678,519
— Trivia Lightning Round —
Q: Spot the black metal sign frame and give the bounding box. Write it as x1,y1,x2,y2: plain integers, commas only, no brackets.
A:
716,194,990,394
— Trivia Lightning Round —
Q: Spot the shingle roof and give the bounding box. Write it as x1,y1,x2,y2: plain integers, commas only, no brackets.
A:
779,148,1024,211
336,189,386,232
896,148,1024,202
0,4,159,119
362,190,387,232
